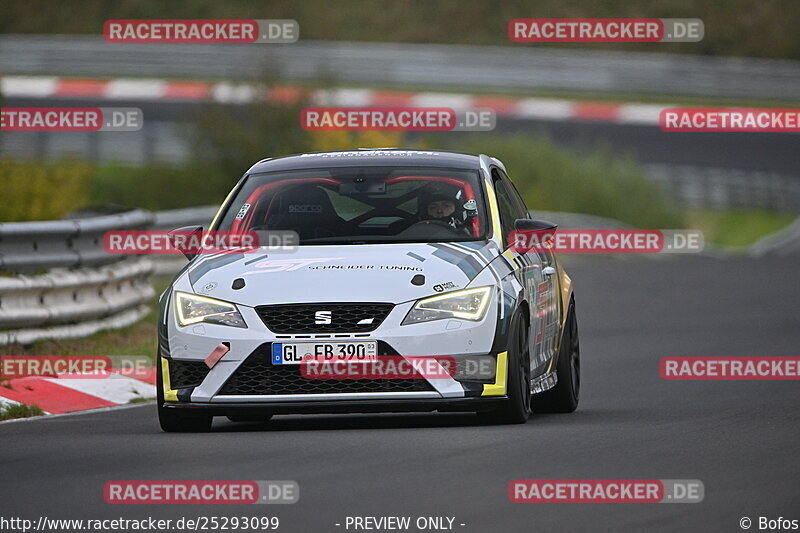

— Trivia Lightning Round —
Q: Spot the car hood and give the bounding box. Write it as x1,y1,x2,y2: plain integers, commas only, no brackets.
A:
184,242,496,306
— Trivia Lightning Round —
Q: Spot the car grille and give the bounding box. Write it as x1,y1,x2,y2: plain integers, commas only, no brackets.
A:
219,344,435,395
168,359,209,389
255,303,394,333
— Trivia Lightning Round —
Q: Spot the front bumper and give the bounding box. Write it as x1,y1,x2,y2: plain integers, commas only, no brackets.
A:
161,396,508,416
163,287,505,404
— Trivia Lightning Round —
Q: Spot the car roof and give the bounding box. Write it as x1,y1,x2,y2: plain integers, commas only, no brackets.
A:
247,149,482,174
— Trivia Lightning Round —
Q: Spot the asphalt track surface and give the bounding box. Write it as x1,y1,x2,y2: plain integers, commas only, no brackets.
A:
3,255,799,532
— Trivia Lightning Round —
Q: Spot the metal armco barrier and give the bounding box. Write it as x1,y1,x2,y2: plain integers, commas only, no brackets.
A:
0,207,205,345
0,258,154,345
0,209,153,272
1,36,799,100
0,205,217,345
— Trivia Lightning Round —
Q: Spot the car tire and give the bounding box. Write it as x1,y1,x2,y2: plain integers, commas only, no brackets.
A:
480,312,531,425
536,297,580,413
156,354,213,433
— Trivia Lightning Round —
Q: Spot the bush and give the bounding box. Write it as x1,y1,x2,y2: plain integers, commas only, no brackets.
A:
0,159,91,221
453,135,684,229
90,163,231,210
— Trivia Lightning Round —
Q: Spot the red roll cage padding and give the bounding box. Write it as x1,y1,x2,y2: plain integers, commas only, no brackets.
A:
228,175,481,237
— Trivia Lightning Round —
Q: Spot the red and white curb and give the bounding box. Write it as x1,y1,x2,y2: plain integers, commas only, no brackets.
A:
0,75,666,126
0,368,156,415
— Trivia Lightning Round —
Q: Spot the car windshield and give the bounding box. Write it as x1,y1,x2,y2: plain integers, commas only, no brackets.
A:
216,166,488,244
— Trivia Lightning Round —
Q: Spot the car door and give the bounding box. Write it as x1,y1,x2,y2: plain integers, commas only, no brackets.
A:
493,168,561,373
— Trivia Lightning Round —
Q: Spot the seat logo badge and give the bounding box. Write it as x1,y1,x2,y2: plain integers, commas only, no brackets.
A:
315,311,332,324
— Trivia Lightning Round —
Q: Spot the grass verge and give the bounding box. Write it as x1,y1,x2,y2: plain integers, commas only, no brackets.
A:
0,403,45,421
686,209,796,248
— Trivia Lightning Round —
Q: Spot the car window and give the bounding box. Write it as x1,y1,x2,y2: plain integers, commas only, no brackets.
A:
216,166,488,244
492,170,519,248
497,169,530,219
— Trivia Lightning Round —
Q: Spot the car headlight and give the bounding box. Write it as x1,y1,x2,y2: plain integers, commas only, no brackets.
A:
175,291,247,328
402,286,493,325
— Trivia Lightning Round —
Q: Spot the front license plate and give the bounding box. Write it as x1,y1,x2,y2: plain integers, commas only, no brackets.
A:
271,341,378,365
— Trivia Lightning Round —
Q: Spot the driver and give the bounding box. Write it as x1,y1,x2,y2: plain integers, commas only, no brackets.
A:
419,184,471,234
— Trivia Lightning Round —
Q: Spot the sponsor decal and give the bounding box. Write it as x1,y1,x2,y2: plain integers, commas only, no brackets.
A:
199,282,218,294
243,257,342,274
235,203,251,219
287,203,323,213
299,150,439,158
433,282,458,292
307,264,424,271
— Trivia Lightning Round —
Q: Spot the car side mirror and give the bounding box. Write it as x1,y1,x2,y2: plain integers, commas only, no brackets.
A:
514,218,558,231
511,219,558,252
168,225,203,260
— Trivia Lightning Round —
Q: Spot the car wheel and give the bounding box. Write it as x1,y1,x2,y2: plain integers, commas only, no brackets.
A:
156,354,213,433
480,312,531,425
536,297,580,413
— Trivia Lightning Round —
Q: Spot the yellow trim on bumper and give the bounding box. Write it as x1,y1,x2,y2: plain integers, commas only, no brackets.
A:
161,358,179,402
481,351,508,396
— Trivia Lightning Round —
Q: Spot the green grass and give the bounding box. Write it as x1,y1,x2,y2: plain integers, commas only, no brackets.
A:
686,209,796,248
0,403,45,421
127,397,154,404
447,134,685,229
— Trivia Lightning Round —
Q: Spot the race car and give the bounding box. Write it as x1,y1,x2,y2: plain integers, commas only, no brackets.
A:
157,149,580,432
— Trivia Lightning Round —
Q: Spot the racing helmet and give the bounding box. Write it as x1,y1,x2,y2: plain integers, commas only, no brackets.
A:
418,183,471,230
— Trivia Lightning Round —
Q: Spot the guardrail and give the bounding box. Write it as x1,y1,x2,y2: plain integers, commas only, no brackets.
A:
1,36,799,100
0,209,153,272
0,207,215,345
645,165,800,212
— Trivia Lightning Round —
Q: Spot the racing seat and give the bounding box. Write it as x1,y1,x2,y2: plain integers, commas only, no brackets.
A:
265,185,349,240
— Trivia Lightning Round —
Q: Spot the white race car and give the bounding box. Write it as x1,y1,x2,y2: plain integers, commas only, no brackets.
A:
157,149,580,431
